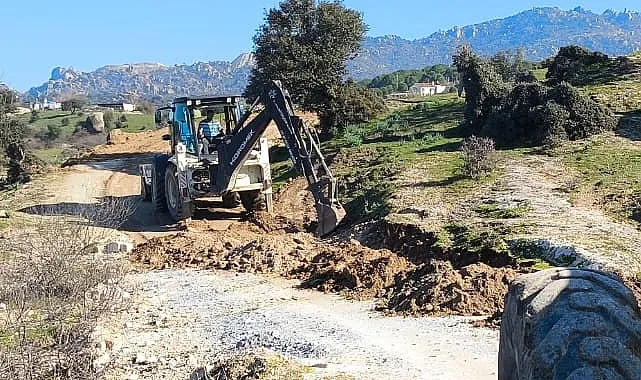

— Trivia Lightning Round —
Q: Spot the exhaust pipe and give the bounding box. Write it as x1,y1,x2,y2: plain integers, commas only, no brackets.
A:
316,201,346,237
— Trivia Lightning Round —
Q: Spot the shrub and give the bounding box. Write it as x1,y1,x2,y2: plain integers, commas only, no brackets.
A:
0,198,133,378
42,124,62,145
136,101,155,114
119,114,128,122
103,109,115,131
342,124,365,147
546,45,610,85
60,117,70,126
461,136,496,179
455,47,616,147
319,81,386,136
29,110,39,123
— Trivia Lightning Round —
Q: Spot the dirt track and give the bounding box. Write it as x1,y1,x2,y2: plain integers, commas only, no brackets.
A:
14,142,502,378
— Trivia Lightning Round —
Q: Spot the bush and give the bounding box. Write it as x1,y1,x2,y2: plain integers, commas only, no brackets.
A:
60,117,70,126
0,198,133,379
119,114,127,122
319,81,386,136
103,109,115,131
455,47,616,147
42,124,62,145
29,110,39,123
461,136,496,179
136,101,155,114
341,124,365,147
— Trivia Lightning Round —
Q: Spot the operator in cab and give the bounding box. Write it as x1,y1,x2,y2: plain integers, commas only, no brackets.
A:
198,110,223,154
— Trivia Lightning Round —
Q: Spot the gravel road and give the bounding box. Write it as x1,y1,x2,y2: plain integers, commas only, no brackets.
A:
97,270,499,380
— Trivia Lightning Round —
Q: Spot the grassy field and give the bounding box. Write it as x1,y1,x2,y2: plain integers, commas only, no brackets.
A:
21,109,155,136
556,136,641,224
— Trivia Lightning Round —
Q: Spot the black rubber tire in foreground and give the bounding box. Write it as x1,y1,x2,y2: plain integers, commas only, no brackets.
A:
165,164,192,221
240,190,266,213
499,268,641,380
151,154,169,212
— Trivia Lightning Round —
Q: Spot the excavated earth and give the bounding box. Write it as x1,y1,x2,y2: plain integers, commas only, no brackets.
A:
130,177,525,319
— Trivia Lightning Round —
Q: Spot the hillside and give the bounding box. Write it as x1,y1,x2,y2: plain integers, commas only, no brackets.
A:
26,7,641,103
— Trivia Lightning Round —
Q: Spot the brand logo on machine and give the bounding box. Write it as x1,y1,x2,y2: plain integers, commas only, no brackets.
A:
230,130,255,166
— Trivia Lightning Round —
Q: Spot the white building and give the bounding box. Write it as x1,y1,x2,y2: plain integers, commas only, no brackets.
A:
31,99,62,111
409,83,449,97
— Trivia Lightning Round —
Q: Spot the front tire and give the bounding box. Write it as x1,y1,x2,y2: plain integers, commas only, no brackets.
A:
240,190,266,213
165,164,192,221
499,268,641,380
221,192,241,208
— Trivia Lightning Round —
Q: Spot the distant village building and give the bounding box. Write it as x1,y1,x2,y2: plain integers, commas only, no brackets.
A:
96,102,135,112
386,92,410,98
31,99,62,111
409,82,449,97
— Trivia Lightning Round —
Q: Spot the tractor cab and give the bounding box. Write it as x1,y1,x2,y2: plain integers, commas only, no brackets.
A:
155,95,246,159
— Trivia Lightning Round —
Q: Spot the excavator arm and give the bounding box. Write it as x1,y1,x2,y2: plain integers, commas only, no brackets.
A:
214,80,346,236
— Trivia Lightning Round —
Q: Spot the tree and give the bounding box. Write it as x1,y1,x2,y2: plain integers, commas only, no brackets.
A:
0,86,29,185
103,109,115,131
246,0,376,134
61,97,88,114
546,45,610,85
136,101,155,114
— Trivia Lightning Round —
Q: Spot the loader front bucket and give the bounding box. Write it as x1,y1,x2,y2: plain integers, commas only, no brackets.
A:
316,201,346,237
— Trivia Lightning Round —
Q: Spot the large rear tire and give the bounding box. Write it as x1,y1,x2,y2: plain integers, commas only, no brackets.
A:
165,164,192,221
240,190,266,213
499,268,641,380
151,154,169,212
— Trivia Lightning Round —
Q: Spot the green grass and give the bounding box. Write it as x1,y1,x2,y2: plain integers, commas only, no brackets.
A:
21,110,87,137
22,110,155,136
327,94,476,221
117,113,154,133
560,138,641,223
474,201,531,219
32,147,65,165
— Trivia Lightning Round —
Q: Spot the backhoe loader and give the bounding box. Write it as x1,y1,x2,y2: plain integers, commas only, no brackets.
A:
139,80,345,236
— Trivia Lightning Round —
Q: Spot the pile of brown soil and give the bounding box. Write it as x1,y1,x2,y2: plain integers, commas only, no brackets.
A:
384,261,518,317
300,243,413,300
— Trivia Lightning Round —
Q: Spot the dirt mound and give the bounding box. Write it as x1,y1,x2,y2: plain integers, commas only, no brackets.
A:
384,261,518,317
301,244,413,300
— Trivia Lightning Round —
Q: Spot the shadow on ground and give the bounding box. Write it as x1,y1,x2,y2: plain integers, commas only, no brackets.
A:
617,110,641,141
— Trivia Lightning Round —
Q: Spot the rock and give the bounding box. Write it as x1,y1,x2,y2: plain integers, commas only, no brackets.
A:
187,354,198,367
104,241,134,254
134,352,148,364
0,303,7,311
86,112,105,133
0,210,8,218
107,129,127,145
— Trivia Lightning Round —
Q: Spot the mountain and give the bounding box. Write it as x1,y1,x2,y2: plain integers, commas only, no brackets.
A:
26,7,641,103
26,53,254,104
347,7,641,79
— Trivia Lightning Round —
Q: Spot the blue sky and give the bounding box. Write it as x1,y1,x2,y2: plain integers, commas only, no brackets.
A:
0,0,639,90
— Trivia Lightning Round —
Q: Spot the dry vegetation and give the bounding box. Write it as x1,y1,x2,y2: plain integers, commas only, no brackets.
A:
0,197,137,379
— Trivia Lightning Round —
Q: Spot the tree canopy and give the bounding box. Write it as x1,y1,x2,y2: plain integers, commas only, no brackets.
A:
246,0,383,133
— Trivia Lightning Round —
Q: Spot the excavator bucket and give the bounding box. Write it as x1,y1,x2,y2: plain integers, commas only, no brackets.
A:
316,202,347,236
